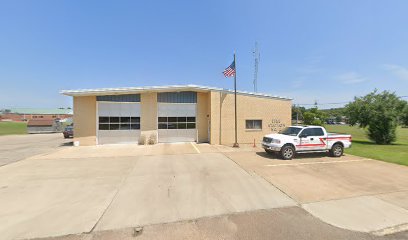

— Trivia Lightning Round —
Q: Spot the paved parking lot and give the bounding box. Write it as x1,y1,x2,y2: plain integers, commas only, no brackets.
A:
225,151,408,233
0,138,408,239
0,133,69,166
0,143,294,240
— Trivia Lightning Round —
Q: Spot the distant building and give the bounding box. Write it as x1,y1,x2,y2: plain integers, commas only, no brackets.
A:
0,108,73,122
27,119,63,134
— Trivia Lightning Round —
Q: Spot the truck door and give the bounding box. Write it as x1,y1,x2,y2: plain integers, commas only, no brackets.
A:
298,128,326,151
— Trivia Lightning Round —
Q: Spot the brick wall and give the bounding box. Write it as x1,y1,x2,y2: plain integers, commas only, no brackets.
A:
210,91,291,145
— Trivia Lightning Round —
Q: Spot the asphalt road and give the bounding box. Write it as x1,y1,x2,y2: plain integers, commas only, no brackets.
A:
0,133,70,166
38,207,408,240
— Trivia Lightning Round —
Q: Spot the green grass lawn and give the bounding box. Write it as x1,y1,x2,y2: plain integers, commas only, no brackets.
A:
0,122,27,136
325,125,408,166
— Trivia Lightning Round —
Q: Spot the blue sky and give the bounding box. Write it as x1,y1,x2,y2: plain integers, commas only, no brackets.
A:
1,0,407,109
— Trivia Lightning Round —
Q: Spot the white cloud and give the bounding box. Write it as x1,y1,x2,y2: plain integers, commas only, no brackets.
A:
383,64,408,81
335,72,367,84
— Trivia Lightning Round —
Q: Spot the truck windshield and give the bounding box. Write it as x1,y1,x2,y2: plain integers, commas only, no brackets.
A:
279,127,302,136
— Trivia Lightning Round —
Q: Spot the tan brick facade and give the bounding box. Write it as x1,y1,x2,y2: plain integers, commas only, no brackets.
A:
68,88,291,146
140,92,158,143
197,92,210,143
73,96,97,146
209,91,291,145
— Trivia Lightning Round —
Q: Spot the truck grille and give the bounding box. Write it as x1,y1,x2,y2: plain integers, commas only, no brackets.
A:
263,137,272,143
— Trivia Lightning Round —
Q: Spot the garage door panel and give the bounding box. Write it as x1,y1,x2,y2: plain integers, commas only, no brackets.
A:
158,103,196,117
98,102,112,116
158,129,196,143
157,102,197,143
98,130,140,145
97,102,141,145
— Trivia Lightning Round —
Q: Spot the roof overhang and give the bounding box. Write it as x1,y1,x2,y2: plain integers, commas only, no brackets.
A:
60,84,292,101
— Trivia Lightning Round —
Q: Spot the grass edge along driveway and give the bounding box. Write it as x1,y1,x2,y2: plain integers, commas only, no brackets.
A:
325,125,408,166
0,122,27,136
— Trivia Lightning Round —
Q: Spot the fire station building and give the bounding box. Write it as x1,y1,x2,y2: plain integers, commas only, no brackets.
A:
61,85,292,146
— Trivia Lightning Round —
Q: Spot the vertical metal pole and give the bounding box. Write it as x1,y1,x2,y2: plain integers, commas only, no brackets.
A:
233,53,239,148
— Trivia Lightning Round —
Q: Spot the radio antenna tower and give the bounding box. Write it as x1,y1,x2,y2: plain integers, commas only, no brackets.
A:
253,42,260,92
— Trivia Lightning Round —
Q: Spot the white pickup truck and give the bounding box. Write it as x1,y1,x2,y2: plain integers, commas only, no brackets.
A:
262,125,352,160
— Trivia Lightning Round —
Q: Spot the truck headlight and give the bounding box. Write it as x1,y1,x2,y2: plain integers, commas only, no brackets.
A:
272,139,281,144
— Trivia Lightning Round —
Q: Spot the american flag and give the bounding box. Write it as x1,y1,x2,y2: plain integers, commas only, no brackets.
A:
223,61,236,77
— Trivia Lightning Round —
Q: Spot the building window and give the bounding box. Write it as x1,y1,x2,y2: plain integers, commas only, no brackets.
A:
246,120,262,130
99,116,140,130
158,116,196,129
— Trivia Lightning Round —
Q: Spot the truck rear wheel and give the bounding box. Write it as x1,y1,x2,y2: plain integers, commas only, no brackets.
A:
280,145,295,160
330,143,344,157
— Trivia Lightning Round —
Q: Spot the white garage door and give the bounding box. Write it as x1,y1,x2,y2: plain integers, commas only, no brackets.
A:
97,102,141,144
158,103,197,143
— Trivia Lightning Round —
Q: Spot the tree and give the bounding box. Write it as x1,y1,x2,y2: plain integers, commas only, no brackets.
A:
292,105,305,121
302,107,327,126
345,90,406,144
401,104,408,127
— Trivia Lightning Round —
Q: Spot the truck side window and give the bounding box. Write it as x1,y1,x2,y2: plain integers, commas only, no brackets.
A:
300,128,314,137
311,128,324,136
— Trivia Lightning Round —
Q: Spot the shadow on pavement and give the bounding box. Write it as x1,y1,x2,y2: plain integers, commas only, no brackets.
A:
256,151,329,160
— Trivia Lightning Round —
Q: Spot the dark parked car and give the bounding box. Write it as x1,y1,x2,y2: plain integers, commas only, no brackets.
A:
63,126,73,138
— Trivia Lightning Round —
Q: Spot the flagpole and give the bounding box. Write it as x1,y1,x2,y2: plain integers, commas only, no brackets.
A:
233,52,239,148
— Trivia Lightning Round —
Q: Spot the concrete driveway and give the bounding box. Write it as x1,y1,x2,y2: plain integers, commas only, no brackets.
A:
0,143,295,240
0,133,69,166
226,150,408,234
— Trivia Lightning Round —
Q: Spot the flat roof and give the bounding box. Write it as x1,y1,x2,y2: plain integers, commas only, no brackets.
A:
3,108,73,115
60,84,292,101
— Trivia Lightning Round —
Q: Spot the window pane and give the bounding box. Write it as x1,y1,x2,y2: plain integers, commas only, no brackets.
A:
187,123,196,129
110,117,120,123
131,117,140,123
110,124,120,130
254,120,262,129
158,123,167,129
312,128,324,136
130,124,140,130
158,117,167,122
177,117,187,122
168,117,177,122
246,120,253,129
168,123,177,129
187,117,195,122
246,120,262,129
301,128,313,136
99,124,109,130
99,117,109,123
120,123,130,130
121,117,130,123
177,123,187,129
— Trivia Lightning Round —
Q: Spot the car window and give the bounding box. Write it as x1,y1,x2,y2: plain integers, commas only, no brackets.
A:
300,128,324,137
311,128,324,136
279,127,302,136
300,128,314,137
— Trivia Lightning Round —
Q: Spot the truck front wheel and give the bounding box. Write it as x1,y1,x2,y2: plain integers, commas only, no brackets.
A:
280,145,295,160
330,143,344,157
